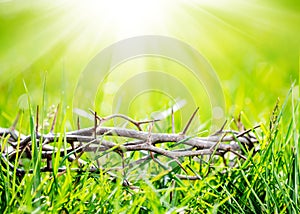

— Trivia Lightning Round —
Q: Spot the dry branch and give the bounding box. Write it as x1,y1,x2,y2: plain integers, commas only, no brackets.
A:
0,111,259,180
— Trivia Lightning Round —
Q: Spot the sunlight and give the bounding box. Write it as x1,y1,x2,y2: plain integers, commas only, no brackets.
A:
71,0,167,38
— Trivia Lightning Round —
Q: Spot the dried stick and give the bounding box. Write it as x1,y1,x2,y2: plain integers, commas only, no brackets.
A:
181,107,199,135
0,111,259,180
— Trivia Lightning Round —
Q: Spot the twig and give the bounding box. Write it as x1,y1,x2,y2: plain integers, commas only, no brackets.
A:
77,116,80,130
0,111,259,182
235,124,260,138
181,107,199,135
50,104,59,133
11,110,21,131
171,107,175,134
89,110,160,131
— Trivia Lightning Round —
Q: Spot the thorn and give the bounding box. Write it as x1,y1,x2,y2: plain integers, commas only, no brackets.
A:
209,131,228,153
93,111,97,139
235,124,261,138
137,119,160,131
181,107,199,135
50,104,59,133
11,110,21,131
36,105,39,133
77,116,80,130
220,120,227,131
150,151,155,160
174,159,188,174
147,121,155,160
89,109,103,124
229,149,247,160
235,113,245,131
171,107,175,134
221,153,227,167
120,152,127,180
169,179,175,203
147,121,154,144
212,120,227,136
138,119,161,125
136,124,142,131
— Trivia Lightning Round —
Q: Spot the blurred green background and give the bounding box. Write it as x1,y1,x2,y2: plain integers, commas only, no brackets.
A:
0,0,299,130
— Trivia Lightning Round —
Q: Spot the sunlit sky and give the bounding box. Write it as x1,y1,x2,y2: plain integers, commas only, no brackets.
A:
0,0,299,128
1,0,298,76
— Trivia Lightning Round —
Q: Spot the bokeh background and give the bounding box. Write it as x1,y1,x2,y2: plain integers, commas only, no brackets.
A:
0,0,299,130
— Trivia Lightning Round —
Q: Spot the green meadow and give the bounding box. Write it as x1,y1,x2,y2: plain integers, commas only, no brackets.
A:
0,1,299,213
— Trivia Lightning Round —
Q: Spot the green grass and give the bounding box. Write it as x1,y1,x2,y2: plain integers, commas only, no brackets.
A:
0,84,298,213
0,1,299,213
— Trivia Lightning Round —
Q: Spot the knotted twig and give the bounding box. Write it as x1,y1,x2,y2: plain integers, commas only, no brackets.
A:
0,109,259,180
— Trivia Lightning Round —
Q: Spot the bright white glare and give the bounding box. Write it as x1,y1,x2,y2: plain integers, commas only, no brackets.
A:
72,0,166,38
185,0,234,6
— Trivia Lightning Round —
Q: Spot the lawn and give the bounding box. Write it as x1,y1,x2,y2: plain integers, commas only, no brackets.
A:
0,0,299,213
